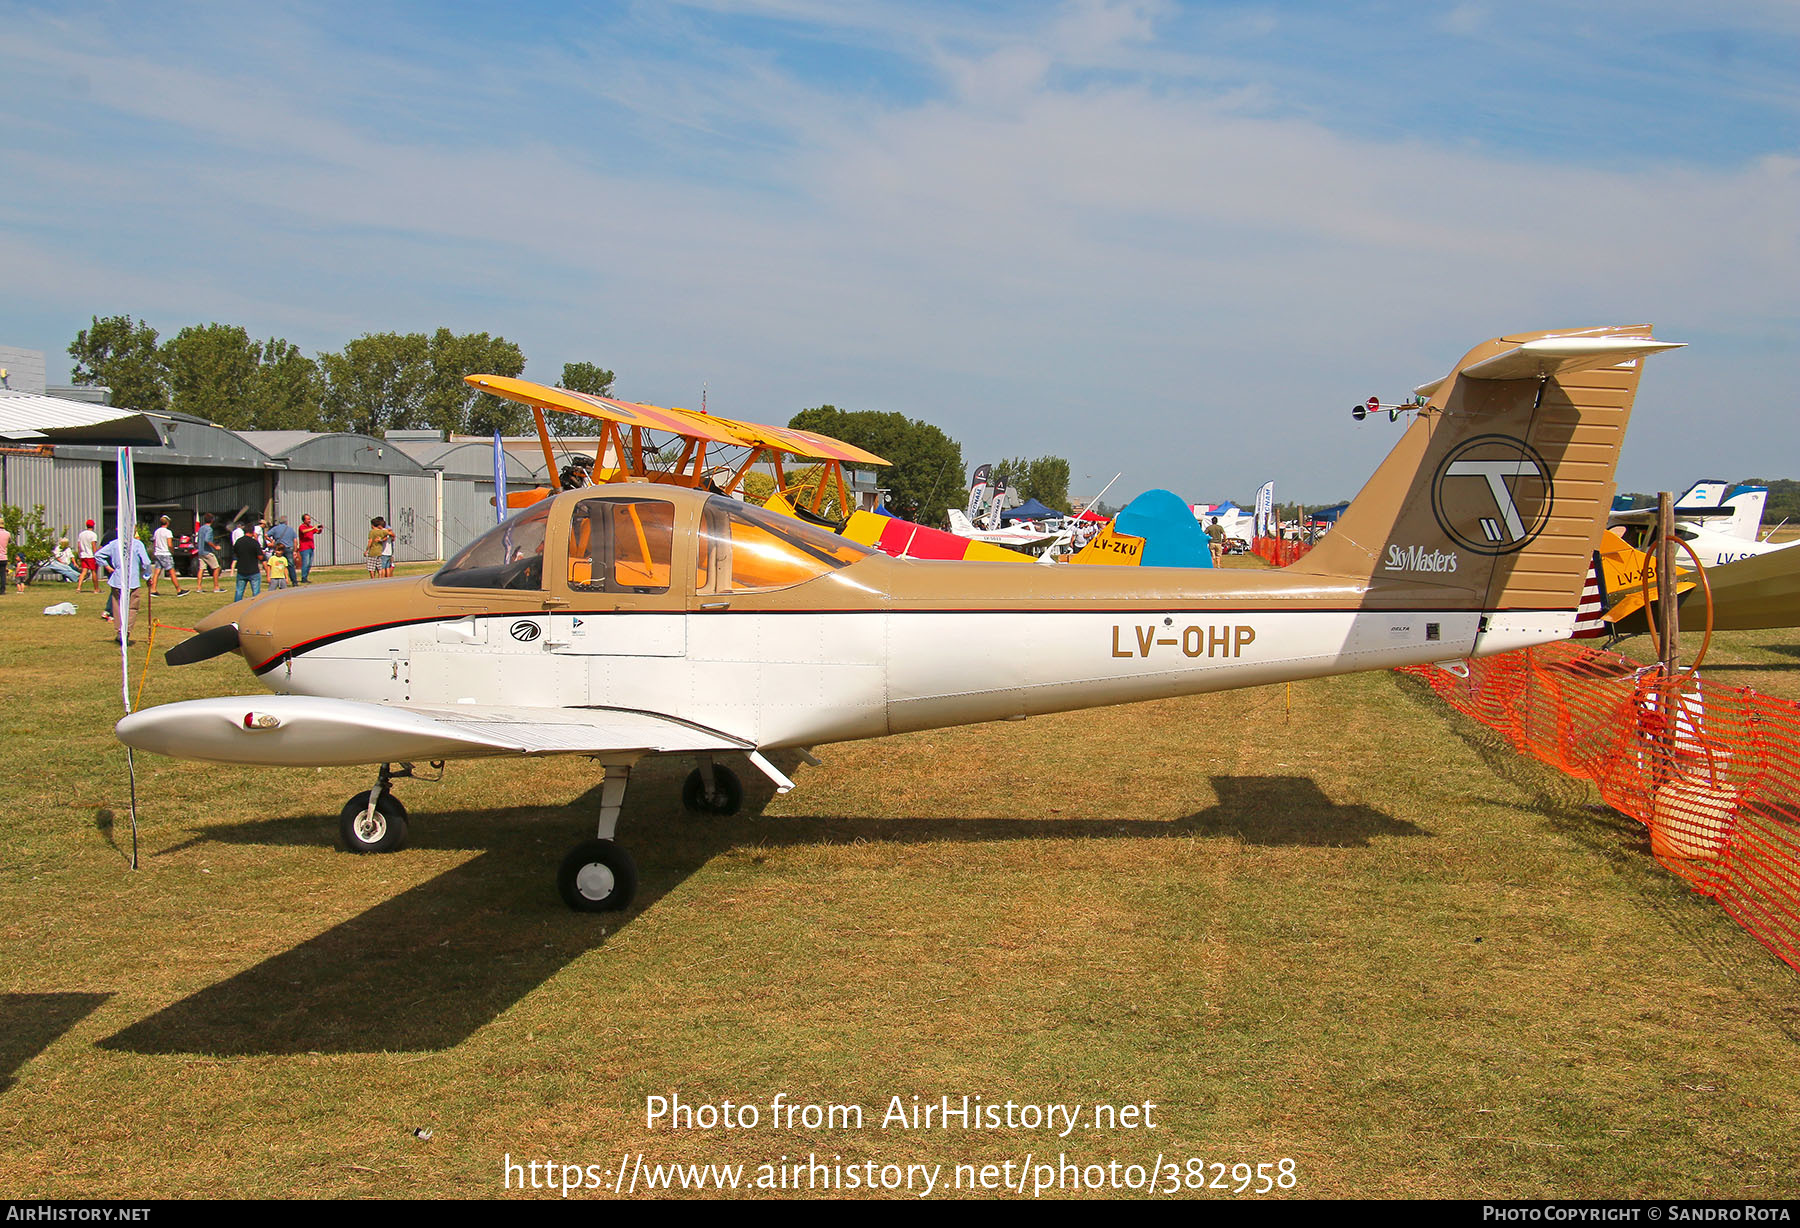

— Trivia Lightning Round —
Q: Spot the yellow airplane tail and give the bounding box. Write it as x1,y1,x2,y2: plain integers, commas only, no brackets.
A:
1288,326,1682,625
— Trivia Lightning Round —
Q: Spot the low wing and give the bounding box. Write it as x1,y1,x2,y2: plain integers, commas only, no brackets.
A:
116,695,751,768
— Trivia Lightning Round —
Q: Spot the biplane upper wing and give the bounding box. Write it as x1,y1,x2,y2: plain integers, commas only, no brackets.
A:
467,376,760,447
465,375,889,465
711,418,890,466
117,694,752,768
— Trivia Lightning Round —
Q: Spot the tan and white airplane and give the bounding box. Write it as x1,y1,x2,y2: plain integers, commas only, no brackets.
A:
117,325,1681,911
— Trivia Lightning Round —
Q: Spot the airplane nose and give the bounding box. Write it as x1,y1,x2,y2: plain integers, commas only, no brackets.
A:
165,623,241,666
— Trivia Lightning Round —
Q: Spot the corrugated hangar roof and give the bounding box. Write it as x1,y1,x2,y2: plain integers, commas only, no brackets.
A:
390,438,546,481
237,431,430,475
0,391,165,447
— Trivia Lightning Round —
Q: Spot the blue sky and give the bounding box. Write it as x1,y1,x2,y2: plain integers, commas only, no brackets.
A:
3,1,1797,504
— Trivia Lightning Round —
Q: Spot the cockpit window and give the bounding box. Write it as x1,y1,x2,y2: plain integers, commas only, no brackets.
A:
569,497,676,594
697,495,872,593
434,501,551,590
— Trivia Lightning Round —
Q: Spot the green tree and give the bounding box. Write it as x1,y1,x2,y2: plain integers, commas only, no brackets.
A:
248,337,324,430
993,455,1071,512
740,471,775,506
162,323,261,427
561,361,616,398
422,328,528,436
788,405,962,526
543,361,617,438
318,333,430,436
1,504,59,571
68,315,167,413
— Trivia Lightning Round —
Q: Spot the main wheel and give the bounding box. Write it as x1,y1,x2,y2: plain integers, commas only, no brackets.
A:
339,790,409,854
558,839,638,912
682,766,743,816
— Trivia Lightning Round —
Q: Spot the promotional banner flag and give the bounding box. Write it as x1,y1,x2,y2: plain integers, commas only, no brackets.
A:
965,464,991,523
1255,481,1275,538
985,472,1009,531
116,446,139,686
493,430,509,524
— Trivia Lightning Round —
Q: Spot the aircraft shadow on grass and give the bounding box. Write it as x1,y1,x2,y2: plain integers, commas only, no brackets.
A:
1,993,111,1095
101,767,1413,1058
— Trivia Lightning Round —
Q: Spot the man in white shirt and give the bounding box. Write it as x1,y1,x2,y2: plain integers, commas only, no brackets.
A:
76,520,100,594
97,533,153,641
149,515,188,597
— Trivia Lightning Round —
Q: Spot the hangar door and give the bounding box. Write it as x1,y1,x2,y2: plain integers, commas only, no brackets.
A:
388,474,439,563
331,472,389,567
275,471,335,565
3,455,101,538
442,479,502,561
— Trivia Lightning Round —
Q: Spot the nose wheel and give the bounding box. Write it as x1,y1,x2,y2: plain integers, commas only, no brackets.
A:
340,789,408,853
336,761,441,854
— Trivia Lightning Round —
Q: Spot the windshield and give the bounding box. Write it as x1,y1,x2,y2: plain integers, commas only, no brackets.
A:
698,495,872,593
434,501,552,590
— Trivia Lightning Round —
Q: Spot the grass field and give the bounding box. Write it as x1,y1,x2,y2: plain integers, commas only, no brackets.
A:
3,558,1799,1199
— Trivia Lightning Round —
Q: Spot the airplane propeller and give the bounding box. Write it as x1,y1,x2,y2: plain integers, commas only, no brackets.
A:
165,624,241,667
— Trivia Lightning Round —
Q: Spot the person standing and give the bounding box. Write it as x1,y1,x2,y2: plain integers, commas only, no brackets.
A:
365,516,396,579
96,531,153,642
296,514,321,584
268,515,296,575
0,520,10,597
149,515,188,596
232,527,266,602
76,519,100,594
193,513,223,593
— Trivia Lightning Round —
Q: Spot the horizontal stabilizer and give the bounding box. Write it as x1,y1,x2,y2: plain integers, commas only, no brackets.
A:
1414,334,1685,397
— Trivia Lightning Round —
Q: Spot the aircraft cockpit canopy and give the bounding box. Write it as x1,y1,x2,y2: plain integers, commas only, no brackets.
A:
434,501,553,590
697,495,871,593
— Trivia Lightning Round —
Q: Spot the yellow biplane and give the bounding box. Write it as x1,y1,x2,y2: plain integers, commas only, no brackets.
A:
466,375,889,518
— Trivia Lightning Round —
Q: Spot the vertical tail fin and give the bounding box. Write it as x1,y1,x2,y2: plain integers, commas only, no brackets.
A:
1291,326,1682,646
1719,484,1769,541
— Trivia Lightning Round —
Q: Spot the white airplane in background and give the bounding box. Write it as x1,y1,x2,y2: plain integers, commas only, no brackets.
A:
116,325,1682,914
946,508,1064,549
1611,481,1788,568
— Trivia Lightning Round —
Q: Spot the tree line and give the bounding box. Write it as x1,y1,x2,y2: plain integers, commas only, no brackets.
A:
67,314,1077,532
68,315,617,437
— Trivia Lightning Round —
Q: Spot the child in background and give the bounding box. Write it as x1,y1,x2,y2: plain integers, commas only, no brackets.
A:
267,549,292,590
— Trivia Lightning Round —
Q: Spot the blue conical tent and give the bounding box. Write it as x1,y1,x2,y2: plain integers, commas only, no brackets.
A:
1113,489,1213,568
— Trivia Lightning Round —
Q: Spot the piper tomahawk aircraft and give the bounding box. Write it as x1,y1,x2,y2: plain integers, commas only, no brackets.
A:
118,325,1681,912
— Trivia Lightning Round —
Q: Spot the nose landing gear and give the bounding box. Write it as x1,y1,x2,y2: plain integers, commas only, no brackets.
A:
336,761,442,854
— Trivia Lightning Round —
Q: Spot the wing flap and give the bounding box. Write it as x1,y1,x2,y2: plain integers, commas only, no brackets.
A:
117,695,751,768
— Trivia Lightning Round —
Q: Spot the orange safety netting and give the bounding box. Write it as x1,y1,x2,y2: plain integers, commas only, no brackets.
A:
1401,642,1800,974
1251,535,1313,567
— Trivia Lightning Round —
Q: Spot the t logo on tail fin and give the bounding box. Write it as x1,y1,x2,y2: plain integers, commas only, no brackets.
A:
1430,435,1554,556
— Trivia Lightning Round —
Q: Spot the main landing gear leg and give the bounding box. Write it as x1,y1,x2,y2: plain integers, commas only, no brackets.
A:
558,762,639,913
